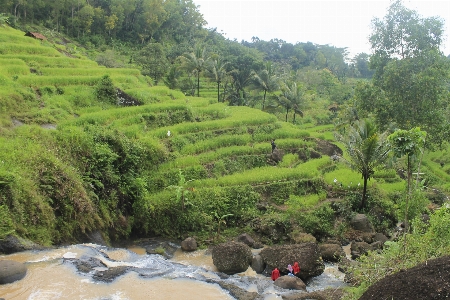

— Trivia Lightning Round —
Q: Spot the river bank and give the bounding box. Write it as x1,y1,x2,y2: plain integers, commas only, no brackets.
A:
0,241,347,299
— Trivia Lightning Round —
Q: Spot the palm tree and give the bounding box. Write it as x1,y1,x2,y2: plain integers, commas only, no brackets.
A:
228,68,253,106
275,81,304,123
163,64,182,90
336,119,391,209
180,46,209,97
207,58,228,102
251,62,279,110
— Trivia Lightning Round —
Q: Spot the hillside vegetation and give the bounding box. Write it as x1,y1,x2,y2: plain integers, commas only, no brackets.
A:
1,3,450,297
0,22,448,241
0,26,390,243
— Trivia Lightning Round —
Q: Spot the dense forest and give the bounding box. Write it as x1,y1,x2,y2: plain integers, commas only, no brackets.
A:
0,0,373,82
1,0,450,299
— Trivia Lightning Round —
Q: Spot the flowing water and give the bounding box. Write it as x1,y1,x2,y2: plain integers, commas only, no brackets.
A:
0,243,347,299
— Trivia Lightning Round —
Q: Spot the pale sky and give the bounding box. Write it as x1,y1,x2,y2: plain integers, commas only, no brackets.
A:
193,0,450,58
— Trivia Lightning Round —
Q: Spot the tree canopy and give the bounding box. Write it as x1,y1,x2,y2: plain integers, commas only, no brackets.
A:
356,0,450,147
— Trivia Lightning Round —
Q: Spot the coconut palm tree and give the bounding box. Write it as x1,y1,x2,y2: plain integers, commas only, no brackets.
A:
163,64,182,90
274,81,304,123
207,57,229,102
336,119,391,209
180,45,209,97
251,62,279,110
228,68,253,106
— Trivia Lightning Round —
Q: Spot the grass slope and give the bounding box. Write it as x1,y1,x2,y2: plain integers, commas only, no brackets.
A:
0,25,448,247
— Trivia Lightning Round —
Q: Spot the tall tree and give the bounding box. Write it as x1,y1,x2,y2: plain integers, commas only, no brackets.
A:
351,53,374,78
388,127,426,231
336,119,391,209
275,81,304,123
136,42,169,85
363,0,450,146
228,68,253,106
207,57,228,102
159,0,206,43
180,45,209,97
76,4,94,37
251,62,279,110
136,0,167,43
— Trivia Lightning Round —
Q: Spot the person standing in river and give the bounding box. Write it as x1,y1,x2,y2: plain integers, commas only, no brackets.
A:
271,267,280,281
293,261,300,275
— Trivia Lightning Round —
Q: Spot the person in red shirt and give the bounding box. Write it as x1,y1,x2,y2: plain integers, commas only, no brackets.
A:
293,261,300,275
271,267,280,281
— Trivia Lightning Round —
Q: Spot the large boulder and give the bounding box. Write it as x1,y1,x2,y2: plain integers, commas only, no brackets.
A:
92,266,129,283
359,255,450,300
69,256,105,273
236,233,255,248
259,243,324,281
181,237,197,252
0,260,27,284
274,275,306,290
145,240,178,259
251,254,265,274
82,230,108,246
215,281,259,300
373,233,389,245
212,241,252,275
0,235,44,254
270,149,284,163
350,241,371,259
350,214,374,233
319,243,346,262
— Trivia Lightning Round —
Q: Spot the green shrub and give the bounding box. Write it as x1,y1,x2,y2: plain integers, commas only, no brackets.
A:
39,86,55,95
297,203,335,238
133,184,259,237
141,109,193,128
252,211,291,244
95,75,117,104
396,190,430,222
345,187,397,233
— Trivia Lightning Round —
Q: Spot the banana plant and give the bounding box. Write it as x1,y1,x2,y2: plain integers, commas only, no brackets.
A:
214,212,233,241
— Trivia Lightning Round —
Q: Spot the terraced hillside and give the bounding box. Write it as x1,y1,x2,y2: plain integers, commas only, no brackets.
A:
2,25,448,246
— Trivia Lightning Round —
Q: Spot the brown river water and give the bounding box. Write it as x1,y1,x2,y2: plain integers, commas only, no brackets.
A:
0,244,345,299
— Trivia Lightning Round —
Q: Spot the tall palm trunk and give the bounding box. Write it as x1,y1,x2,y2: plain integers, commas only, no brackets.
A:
405,155,411,232
262,90,267,110
361,174,369,209
217,81,220,102
197,71,200,97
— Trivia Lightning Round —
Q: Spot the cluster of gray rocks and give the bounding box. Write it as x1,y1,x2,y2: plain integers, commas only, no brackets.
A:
177,213,391,299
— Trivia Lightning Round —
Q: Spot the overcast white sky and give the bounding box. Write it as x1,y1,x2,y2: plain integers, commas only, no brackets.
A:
193,0,450,58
